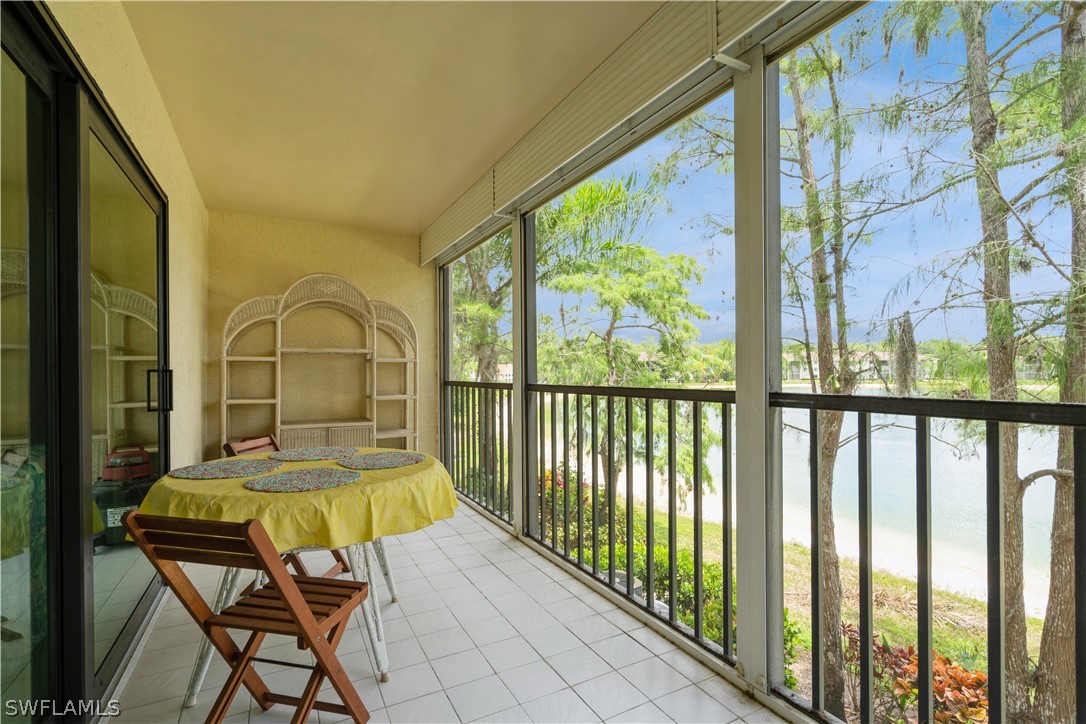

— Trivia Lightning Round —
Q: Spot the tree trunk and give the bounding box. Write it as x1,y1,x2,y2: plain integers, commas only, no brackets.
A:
465,252,501,500
787,62,848,719
1033,4,1085,721
958,3,1028,716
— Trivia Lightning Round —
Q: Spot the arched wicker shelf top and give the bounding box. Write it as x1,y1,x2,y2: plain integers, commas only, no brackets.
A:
373,301,418,355
222,274,376,352
3,249,156,329
1,250,26,298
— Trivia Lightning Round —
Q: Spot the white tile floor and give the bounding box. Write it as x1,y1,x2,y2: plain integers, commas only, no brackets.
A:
113,505,788,723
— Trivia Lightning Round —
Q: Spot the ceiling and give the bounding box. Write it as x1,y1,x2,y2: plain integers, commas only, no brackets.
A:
122,1,663,236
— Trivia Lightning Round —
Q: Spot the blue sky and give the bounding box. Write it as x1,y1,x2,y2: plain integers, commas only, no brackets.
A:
536,1,1071,349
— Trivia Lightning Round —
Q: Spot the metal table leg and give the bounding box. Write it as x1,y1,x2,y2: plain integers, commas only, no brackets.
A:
348,543,389,681
371,538,398,602
184,566,242,708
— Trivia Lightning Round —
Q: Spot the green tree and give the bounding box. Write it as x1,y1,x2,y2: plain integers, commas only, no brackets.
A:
536,176,719,507
451,229,512,383
881,3,1082,717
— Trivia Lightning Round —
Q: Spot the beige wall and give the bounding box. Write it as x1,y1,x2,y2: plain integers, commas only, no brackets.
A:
205,210,439,460
47,1,210,466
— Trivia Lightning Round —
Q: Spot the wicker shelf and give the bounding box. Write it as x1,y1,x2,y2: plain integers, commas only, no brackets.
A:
222,275,418,452
279,347,373,355
376,428,417,439
279,419,374,429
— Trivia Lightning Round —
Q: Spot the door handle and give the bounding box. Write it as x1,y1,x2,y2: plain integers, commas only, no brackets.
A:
146,369,158,412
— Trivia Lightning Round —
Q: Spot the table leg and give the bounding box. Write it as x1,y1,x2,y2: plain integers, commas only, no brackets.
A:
361,543,387,643
184,566,243,708
347,543,389,682
371,538,398,602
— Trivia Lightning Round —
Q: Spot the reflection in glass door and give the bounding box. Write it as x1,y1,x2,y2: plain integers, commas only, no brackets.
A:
88,132,161,671
1,49,52,716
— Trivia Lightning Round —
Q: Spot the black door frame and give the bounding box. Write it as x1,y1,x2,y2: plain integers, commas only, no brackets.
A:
2,2,172,716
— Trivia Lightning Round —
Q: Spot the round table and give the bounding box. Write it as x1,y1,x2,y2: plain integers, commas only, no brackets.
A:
142,448,457,552
141,447,457,698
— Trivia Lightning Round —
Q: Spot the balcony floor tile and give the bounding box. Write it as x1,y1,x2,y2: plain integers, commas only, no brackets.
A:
112,506,786,723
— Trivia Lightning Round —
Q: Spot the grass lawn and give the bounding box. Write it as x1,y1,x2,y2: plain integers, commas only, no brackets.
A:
612,497,1043,673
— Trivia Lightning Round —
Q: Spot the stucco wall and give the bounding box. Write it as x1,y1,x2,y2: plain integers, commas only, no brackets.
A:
46,0,210,467
206,210,439,459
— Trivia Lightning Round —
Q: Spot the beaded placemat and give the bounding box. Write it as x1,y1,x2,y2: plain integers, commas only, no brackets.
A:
337,451,426,470
169,459,282,480
268,447,358,462
243,468,360,493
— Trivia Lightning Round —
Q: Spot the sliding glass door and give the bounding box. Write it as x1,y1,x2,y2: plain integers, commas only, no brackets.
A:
87,124,167,679
0,46,54,719
2,3,171,711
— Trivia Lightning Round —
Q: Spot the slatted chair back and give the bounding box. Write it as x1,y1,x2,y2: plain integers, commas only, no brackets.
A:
123,512,370,723
223,434,280,457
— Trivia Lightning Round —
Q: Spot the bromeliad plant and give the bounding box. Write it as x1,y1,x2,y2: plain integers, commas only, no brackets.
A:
842,623,989,723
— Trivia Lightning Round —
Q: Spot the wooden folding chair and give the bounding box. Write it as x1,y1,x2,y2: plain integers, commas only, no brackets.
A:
223,434,280,457
222,435,351,579
123,512,370,724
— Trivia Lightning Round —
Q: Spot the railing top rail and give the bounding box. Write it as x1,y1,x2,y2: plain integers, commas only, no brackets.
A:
450,379,1085,425
445,380,514,390
771,391,1086,427
527,382,737,403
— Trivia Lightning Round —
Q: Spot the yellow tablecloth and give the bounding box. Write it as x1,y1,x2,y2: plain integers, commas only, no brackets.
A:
140,448,458,552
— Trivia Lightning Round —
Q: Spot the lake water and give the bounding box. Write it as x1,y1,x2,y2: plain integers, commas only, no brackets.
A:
553,395,1061,617
773,407,1057,616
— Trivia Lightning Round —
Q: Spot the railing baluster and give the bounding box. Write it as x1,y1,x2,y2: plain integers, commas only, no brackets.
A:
607,395,616,587
645,398,655,612
987,421,1006,721
859,411,873,722
577,393,584,566
668,399,677,623
458,387,465,495
723,402,733,657
491,388,498,513
499,389,506,519
591,395,599,575
693,400,703,640
485,388,493,510
465,386,471,500
539,393,546,540
917,416,933,723
626,397,635,597
550,392,558,550
490,388,497,512
474,386,480,503
810,409,823,710
563,392,571,557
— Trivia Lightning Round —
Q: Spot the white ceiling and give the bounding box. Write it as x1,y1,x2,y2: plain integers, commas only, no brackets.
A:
122,1,663,236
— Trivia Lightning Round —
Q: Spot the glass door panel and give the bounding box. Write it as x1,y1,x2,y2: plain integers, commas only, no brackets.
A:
1,49,52,716
88,132,159,671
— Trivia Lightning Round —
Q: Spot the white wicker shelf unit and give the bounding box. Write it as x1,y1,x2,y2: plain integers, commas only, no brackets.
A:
221,274,418,452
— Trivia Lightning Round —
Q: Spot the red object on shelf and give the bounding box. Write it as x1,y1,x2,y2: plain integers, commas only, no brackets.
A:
101,444,153,481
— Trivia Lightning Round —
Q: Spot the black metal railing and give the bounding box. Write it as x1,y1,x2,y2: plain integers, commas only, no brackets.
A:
526,383,738,662
770,392,1086,723
444,380,1085,722
446,380,513,523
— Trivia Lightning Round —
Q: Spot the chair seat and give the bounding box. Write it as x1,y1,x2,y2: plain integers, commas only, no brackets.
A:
209,576,367,637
